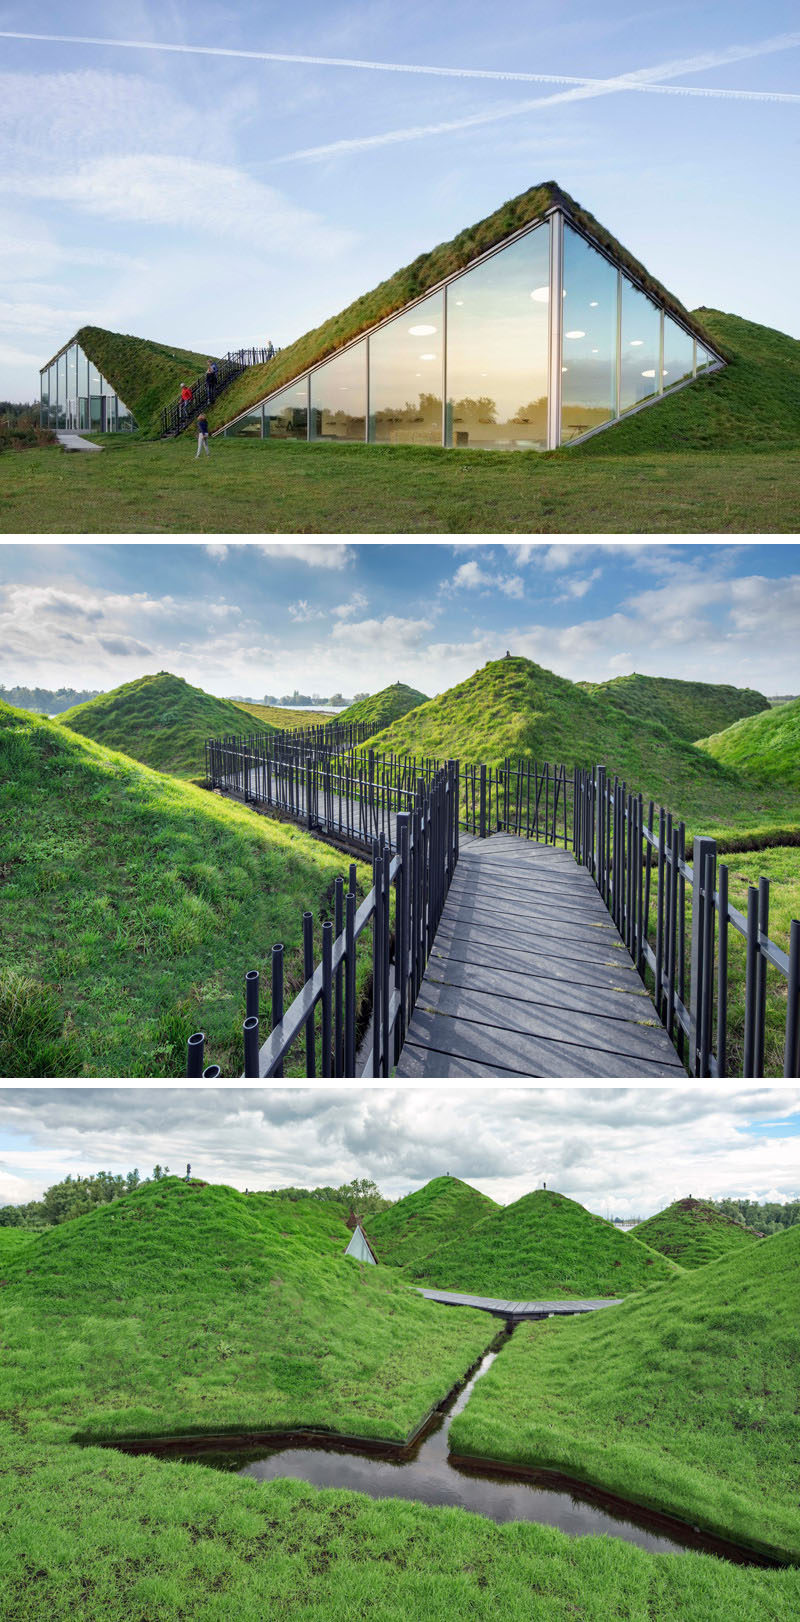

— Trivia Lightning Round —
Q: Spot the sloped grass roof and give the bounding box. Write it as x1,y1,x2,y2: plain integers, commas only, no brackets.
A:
367,1176,499,1271
632,1198,760,1270
578,673,769,745
58,671,269,779
55,327,214,435
210,181,724,433
337,682,429,729
697,696,800,787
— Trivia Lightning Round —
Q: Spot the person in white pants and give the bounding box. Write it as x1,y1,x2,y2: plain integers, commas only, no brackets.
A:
195,411,210,458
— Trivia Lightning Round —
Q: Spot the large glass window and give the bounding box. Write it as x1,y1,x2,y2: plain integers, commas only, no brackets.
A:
56,354,67,427
40,372,48,427
264,380,309,439
662,317,694,390
561,226,618,443
368,291,443,445
620,280,661,411
310,344,366,441
696,345,711,372
445,225,550,450
227,408,263,438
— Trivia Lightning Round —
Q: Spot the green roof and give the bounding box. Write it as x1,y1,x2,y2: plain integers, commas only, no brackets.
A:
211,180,725,431
42,327,215,435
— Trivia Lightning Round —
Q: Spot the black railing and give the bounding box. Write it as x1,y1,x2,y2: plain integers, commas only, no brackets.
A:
159,348,279,438
187,761,459,1078
572,766,800,1080
225,346,280,368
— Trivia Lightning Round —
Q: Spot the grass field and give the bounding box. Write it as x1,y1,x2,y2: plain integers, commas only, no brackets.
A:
632,1199,760,1270
58,672,273,779
4,435,800,533
579,673,768,747
338,681,429,729
698,698,800,789
450,1224,800,1564
367,1176,499,1271
233,702,334,730
413,1190,680,1298
0,702,371,1078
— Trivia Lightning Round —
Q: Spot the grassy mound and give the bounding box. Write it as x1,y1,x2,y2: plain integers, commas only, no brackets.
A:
367,1177,499,1271
450,1224,800,1560
0,1177,495,1444
209,181,720,434
579,673,768,745
338,682,428,729
368,656,800,843
697,697,800,788
0,701,370,1077
576,310,800,456
632,1198,760,1269
233,702,333,730
413,1189,680,1298
58,672,271,779
74,326,214,434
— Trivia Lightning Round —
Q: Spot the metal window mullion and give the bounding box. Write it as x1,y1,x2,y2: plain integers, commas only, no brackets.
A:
442,286,448,448
365,335,370,443
658,310,664,395
615,270,622,418
547,210,564,451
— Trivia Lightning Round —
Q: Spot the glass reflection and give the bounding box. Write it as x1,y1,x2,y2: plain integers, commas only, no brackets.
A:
662,317,694,390
310,343,366,441
264,380,309,439
561,226,617,443
696,346,710,371
446,225,550,450
39,341,137,433
369,291,443,444
227,408,263,438
620,280,661,411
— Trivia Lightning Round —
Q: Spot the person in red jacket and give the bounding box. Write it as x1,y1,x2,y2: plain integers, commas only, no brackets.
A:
180,383,192,423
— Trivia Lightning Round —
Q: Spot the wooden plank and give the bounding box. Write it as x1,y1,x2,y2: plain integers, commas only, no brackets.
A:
396,1013,683,1077
432,919,636,980
436,897,621,949
411,980,680,1064
430,934,642,992
424,954,653,1022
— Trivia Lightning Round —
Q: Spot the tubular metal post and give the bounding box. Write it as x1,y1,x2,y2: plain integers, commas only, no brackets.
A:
717,863,728,1078
245,970,259,1020
187,1031,204,1078
202,1064,222,1079
271,943,284,1080
321,920,333,1078
754,877,769,1079
303,912,315,1078
743,886,759,1079
372,840,382,1078
396,812,410,1059
382,844,391,1072
699,847,716,1077
243,1015,259,1078
345,889,357,1078
479,764,487,839
334,876,344,1077
784,919,800,1078
688,835,716,1077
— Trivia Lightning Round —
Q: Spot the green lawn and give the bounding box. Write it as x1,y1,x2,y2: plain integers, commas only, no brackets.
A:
338,681,429,729
3,436,800,532
580,673,768,749
367,1176,499,1271
0,702,371,1078
58,671,273,779
632,1199,760,1270
413,1190,680,1298
698,698,800,790
450,1224,800,1564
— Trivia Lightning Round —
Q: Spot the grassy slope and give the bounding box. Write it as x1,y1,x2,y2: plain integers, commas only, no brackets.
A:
0,1229,38,1262
0,702,370,1078
366,1177,499,1271
576,311,800,456
369,657,800,843
58,671,269,779
413,1190,680,1298
697,697,800,789
580,673,768,745
337,682,429,729
234,702,333,730
632,1199,760,1270
208,182,719,435
451,1224,800,1561
75,325,214,434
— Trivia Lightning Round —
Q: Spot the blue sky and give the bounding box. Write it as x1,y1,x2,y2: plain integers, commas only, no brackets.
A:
1,1088,798,1212
1,540,799,699
1,2,799,400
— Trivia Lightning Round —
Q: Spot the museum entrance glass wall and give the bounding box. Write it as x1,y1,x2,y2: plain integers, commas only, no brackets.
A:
39,339,137,433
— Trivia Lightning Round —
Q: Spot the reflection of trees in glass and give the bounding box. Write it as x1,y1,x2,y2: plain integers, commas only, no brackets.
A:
373,392,441,426
513,397,548,424
450,396,498,424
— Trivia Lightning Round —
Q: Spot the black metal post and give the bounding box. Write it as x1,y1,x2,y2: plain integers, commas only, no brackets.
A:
272,943,284,1079
243,1015,259,1078
187,1031,205,1077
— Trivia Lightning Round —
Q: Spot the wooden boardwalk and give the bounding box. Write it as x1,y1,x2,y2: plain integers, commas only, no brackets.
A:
396,834,685,1079
417,1289,623,1320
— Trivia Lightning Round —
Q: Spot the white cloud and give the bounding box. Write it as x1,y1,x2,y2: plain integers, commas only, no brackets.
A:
331,591,369,620
205,544,229,562
259,545,354,570
452,560,525,598
288,599,325,622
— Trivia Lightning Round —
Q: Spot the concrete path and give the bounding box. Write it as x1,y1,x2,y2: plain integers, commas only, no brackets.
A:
56,431,103,452
396,833,684,1079
418,1288,623,1319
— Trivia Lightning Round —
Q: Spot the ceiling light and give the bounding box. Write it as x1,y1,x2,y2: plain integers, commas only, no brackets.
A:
589,301,599,308
629,340,644,347
591,348,598,354
409,324,437,336
419,353,436,361
565,330,585,340
531,286,549,302
454,299,464,306
561,366,568,373
641,369,656,378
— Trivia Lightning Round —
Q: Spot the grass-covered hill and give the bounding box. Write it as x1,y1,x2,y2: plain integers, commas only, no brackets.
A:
208,181,720,435
366,1176,499,1271
368,656,800,843
337,682,429,729
0,701,370,1077
697,696,800,789
576,309,800,456
632,1198,760,1270
0,1177,495,1445
413,1189,680,1298
579,673,768,745
58,672,271,779
233,701,333,730
73,326,214,434
450,1223,800,1562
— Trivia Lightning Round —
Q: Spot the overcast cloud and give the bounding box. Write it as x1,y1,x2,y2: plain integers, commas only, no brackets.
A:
1,1088,798,1217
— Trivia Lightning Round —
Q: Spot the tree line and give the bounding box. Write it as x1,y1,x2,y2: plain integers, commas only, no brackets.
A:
0,1169,392,1229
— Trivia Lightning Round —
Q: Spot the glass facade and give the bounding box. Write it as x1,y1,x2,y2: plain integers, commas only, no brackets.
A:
369,291,443,445
561,224,618,444
620,279,662,412
223,211,721,452
39,339,137,433
445,225,550,449
662,316,695,389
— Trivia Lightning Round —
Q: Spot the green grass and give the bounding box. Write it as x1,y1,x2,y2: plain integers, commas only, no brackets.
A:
632,1200,760,1270
717,846,800,1075
74,325,215,434
366,1176,499,1271
233,702,333,730
580,673,768,746
5,436,799,532
697,697,800,789
0,1228,38,1262
450,1224,800,1563
58,672,272,779
338,682,429,729
0,701,371,1077
412,1189,680,1298
369,656,800,845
